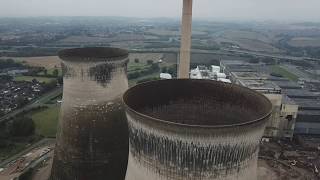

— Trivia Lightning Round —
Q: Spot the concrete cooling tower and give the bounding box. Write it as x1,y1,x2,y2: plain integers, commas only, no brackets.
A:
50,47,129,180
123,79,272,180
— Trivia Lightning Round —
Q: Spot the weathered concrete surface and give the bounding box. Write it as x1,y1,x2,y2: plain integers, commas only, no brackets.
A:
178,0,193,78
124,80,272,180
50,47,129,180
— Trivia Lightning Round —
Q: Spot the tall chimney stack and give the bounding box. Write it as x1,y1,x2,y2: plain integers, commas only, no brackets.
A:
178,0,193,79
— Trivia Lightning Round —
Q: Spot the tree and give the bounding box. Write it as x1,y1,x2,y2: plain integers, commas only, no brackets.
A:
16,97,29,108
0,110,4,117
44,69,48,76
52,69,59,77
134,58,139,63
137,77,160,84
57,77,63,85
9,117,35,137
161,67,168,73
0,75,13,82
0,59,22,69
151,63,160,71
147,60,153,65
43,79,57,91
128,72,141,80
167,64,177,77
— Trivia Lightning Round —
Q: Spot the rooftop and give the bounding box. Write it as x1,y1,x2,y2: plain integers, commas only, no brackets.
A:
272,81,302,89
282,89,319,99
292,98,320,110
297,110,320,123
232,72,269,80
238,79,281,94
282,95,297,105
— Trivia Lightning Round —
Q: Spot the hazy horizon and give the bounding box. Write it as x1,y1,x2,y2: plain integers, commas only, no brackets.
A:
1,0,320,22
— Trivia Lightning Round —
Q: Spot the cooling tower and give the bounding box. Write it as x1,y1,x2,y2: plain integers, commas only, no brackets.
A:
123,79,272,180
50,47,129,180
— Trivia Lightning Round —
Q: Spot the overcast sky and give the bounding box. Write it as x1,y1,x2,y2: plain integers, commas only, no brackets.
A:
1,0,320,21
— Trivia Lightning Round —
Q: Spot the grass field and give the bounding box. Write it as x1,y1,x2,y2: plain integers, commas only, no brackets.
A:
14,76,56,83
271,66,299,81
31,106,60,137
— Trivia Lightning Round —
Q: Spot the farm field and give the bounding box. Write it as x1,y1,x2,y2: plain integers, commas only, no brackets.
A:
57,34,145,44
221,30,272,43
215,30,282,53
288,37,320,47
9,53,173,70
233,38,281,53
147,29,207,36
12,56,62,69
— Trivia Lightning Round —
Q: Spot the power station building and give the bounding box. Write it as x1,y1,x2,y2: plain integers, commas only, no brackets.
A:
221,60,299,139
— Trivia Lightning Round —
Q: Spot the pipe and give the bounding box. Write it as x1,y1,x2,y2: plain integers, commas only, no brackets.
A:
123,79,272,180
50,47,129,180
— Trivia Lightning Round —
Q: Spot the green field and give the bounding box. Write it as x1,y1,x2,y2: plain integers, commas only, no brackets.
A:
14,76,56,83
271,66,299,81
127,62,149,72
31,106,60,137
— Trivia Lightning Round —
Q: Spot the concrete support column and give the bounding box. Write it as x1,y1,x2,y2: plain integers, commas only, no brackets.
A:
178,0,193,79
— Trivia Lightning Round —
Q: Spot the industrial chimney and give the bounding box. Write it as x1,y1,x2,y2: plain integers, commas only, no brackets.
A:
123,79,272,180
50,47,129,180
178,0,193,79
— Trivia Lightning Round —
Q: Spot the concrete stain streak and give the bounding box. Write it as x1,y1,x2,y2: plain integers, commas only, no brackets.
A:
50,48,129,180
123,80,271,180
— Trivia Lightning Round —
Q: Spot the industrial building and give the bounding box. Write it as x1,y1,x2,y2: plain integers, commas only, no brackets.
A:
267,71,320,135
293,98,320,134
221,59,320,136
221,60,299,138
190,65,231,83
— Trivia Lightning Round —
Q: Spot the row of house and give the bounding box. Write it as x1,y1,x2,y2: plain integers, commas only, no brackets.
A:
0,80,44,114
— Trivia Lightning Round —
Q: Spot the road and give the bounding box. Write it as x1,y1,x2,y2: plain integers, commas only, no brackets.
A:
0,138,55,168
0,87,62,124
0,139,55,180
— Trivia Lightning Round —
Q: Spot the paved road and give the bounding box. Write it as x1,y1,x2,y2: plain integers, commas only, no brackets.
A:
0,87,62,124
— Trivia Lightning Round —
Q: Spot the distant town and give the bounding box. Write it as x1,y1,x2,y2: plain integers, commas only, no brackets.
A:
0,17,320,179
